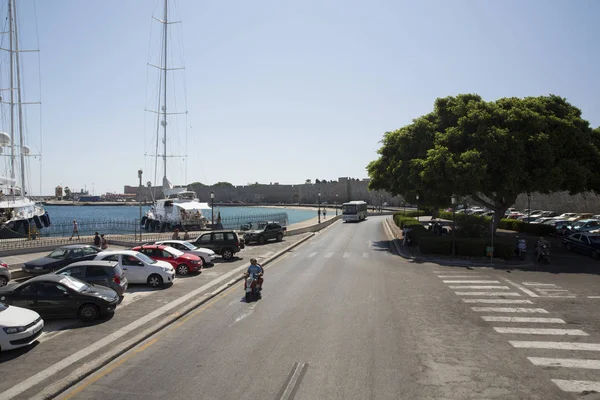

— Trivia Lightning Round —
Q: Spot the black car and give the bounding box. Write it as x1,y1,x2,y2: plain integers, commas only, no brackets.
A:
55,261,128,297
191,230,244,260
243,221,286,245
563,232,600,259
0,274,119,322
22,245,101,275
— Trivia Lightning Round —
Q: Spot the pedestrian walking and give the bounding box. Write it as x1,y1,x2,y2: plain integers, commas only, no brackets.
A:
183,229,190,240
101,234,108,250
69,219,80,240
323,209,327,219
172,229,180,240
93,232,101,247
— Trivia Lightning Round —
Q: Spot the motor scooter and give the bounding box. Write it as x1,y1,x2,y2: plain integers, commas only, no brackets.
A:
244,272,262,302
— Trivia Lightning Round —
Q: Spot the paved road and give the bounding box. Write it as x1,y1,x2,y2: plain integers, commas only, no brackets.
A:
57,216,600,400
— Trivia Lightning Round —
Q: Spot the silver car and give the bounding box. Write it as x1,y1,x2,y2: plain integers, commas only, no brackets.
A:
0,259,11,287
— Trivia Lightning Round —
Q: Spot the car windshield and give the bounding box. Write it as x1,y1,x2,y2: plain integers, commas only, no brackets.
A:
59,275,90,292
135,252,156,264
48,248,69,259
166,247,185,257
179,242,196,250
257,222,268,229
0,303,7,312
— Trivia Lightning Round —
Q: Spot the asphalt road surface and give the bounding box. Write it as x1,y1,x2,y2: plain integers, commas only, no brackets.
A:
58,216,600,400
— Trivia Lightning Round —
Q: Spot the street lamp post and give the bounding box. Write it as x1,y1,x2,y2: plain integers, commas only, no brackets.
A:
210,192,215,228
318,192,321,223
137,169,143,223
335,194,338,216
416,194,420,222
527,193,531,222
451,194,457,257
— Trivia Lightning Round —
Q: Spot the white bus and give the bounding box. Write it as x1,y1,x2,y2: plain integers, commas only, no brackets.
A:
342,201,368,222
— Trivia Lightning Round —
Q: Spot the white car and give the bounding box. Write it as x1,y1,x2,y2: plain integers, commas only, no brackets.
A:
155,240,218,265
0,303,44,351
94,250,175,288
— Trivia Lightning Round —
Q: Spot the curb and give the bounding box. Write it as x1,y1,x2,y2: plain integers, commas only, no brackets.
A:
31,232,316,400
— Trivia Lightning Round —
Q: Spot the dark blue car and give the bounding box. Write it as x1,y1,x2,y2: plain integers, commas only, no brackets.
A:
22,245,101,275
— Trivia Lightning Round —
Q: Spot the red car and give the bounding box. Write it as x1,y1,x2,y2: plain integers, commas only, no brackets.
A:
132,244,203,276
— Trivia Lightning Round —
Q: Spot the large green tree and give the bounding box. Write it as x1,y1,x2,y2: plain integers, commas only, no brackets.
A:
368,94,600,229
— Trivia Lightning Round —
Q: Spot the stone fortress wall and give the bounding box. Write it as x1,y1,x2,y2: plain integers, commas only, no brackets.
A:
125,177,403,206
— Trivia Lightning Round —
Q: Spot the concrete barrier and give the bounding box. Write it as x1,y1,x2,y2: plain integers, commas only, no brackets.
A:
287,215,342,235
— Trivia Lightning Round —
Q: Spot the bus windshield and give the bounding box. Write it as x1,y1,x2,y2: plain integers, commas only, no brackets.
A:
342,205,357,214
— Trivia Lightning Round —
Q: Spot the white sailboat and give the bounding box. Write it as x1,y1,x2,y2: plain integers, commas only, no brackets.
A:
141,0,210,233
0,0,49,239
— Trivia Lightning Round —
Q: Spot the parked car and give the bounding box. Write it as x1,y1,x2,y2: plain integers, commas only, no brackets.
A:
569,219,600,233
243,221,286,245
0,274,119,322
154,240,217,265
55,261,128,297
190,230,245,260
94,250,175,288
0,259,10,287
132,245,203,276
554,213,577,220
572,213,594,222
0,303,44,352
22,245,101,275
563,233,600,259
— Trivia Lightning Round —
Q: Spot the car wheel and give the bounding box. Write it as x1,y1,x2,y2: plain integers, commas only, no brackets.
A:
0,276,7,287
276,232,283,242
78,304,100,322
222,248,233,260
176,264,189,275
258,236,265,245
147,274,164,288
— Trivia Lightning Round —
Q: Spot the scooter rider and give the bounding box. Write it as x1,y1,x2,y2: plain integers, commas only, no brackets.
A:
536,236,550,262
245,258,264,290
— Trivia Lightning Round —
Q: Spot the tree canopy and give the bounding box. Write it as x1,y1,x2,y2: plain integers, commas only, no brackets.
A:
368,94,600,226
212,182,234,188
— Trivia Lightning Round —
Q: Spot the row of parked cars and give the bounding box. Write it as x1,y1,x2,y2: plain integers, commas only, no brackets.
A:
0,230,248,352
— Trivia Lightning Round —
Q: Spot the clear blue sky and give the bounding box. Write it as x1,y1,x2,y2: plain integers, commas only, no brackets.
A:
7,0,600,196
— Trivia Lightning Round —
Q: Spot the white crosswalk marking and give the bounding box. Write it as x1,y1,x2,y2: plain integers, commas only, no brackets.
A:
552,380,600,393
324,252,334,258
472,307,548,313
482,316,565,323
443,280,500,283
528,357,600,370
455,292,521,296
509,341,600,351
449,286,510,290
463,299,534,304
307,252,317,258
494,327,588,336
362,252,369,258
523,282,557,287
343,252,351,258
438,275,490,278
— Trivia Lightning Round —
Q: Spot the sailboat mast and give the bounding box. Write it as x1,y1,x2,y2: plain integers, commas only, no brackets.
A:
13,0,26,197
8,0,15,183
161,0,168,185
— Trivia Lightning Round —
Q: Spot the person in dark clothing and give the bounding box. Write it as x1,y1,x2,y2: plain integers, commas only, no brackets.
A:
93,232,101,247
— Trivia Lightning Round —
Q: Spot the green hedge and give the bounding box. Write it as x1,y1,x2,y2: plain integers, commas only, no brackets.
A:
437,211,556,236
393,213,427,245
419,236,514,260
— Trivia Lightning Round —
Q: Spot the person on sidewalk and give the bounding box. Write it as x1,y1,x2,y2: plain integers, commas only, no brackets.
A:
323,209,327,219
172,229,180,240
93,232,101,247
100,234,109,250
69,220,80,241
183,229,190,241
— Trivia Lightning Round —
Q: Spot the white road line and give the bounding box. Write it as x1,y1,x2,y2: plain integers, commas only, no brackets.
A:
472,307,548,313
443,280,500,284
536,289,569,292
501,278,539,297
342,252,351,258
482,316,565,323
552,380,600,393
523,282,557,287
0,260,255,400
510,341,600,351
463,299,534,304
449,285,510,290
494,327,588,336
528,357,600,370
437,275,490,278
589,296,600,299
455,292,521,296
433,270,478,274
362,252,369,258
324,252,335,258
544,295,577,298
307,252,317,258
